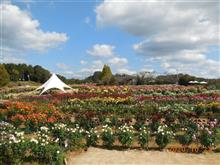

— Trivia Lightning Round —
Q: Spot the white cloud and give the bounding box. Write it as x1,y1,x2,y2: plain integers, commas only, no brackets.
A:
80,60,104,75
140,65,154,72
0,3,68,63
80,60,87,65
87,44,115,57
56,63,71,70
117,68,136,75
108,57,128,66
96,0,220,78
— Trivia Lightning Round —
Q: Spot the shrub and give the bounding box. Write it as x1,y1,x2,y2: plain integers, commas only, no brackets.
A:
85,128,99,147
179,133,193,146
0,124,28,165
199,129,216,148
30,127,65,165
150,121,160,132
101,125,115,149
118,124,134,148
31,143,64,165
68,124,84,150
138,126,149,149
155,125,174,149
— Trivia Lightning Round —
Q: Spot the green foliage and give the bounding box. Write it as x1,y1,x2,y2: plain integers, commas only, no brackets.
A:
100,64,113,85
200,130,215,148
194,103,206,116
155,133,170,149
0,64,10,87
178,74,195,85
179,133,193,146
32,65,50,83
3,63,50,83
0,140,29,165
85,128,99,147
138,126,149,149
155,125,174,149
118,124,134,147
101,125,115,148
31,143,64,165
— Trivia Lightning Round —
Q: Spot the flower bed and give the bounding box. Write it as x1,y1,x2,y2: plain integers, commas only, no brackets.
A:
0,85,220,164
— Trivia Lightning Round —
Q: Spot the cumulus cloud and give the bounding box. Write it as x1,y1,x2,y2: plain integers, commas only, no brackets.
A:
80,60,104,75
84,43,132,76
117,68,136,75
96,0,220,78
0,3,68,63
87,44,115,57
108,57,128,66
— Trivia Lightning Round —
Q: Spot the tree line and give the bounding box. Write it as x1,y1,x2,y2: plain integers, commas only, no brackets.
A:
0,63,219,89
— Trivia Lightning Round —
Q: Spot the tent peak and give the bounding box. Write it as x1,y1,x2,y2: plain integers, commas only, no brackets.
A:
35,73,72,95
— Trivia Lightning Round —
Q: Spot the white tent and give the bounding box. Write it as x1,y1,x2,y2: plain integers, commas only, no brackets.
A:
36,73,72,95
189,81,198,84
200,81,208,84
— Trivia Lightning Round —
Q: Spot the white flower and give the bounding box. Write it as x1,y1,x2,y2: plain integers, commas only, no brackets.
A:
40,126,49,132
57,150,60,154
31,138,39,144
55,138,59,143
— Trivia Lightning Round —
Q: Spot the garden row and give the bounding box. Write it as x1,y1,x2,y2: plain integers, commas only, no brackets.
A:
0,120,219,165
1,101,220,131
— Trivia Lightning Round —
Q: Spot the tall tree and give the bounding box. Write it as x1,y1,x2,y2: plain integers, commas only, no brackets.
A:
100,64,113,85
0,64,10,87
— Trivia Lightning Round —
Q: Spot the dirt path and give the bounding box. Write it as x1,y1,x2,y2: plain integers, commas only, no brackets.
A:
67,147,220,165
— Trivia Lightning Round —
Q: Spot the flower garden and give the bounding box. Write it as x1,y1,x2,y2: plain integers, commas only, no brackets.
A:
0,85,220,164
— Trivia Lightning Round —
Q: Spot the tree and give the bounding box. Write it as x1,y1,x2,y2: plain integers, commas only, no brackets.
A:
92,71,102,83
178,74,195,85
32,65,50,83
0,64,10,87
100,65,113,85
136,71,156,85
11,69,20,81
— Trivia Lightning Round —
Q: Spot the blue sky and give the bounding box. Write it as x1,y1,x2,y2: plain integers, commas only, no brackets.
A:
1,0,219,78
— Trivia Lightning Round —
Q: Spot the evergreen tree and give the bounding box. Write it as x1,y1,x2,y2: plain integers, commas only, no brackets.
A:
100,64,113,85
0,64,10,87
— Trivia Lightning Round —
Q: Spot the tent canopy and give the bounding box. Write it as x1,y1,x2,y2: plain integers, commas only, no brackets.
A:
36,73,72,95
189,81,198,84
200,81,208,84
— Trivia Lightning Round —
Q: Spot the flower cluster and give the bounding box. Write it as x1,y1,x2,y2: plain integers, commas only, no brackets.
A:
138,126,150,149
85,128,99,147
101,125,115,148
118,124,134,147
30,126,52,146
0,122,28,164
155,125,174,149
0,101,66,131
157,125,174,136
